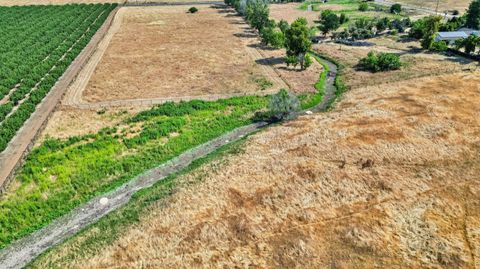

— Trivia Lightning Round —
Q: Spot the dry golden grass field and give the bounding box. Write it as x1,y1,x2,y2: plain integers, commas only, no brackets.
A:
313,36,479,90
269,3,319,25
32,69,480,268
81,6,284,103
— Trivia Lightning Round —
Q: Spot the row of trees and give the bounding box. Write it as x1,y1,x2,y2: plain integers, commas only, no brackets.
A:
226,0,313,69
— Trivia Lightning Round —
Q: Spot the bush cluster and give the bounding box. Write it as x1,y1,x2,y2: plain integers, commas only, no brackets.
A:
359,51,402,72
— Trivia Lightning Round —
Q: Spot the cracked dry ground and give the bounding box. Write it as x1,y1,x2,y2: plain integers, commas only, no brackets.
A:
45,71,480,268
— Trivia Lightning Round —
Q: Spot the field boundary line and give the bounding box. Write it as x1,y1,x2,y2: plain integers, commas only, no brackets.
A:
63,4,288,110
0,6,121,192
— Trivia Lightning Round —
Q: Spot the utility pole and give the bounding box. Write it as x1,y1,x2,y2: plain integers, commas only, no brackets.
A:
435,0,440,14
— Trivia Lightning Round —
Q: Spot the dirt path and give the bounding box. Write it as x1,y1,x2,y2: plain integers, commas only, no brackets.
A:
0,7,120,191
62,5,288,109
0,54,339,269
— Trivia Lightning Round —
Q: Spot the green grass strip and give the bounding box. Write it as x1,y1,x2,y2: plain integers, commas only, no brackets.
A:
27,137,250,269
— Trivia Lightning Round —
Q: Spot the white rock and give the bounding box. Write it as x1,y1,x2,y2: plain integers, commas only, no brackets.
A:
99,197,109,206
305,111,313,115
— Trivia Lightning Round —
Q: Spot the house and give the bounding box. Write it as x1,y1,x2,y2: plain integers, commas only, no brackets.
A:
435,29,480,44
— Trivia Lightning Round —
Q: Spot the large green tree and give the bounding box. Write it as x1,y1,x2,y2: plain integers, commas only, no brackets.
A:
285,18,312,69
421,16,442,50
318,10,340,35
466,0,480,29
246,0,270,31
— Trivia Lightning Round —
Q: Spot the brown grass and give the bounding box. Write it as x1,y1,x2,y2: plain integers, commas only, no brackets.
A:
269,3,319,25
40,6,321,139
314,37,479,90
35,69,480,268
82,6,285,103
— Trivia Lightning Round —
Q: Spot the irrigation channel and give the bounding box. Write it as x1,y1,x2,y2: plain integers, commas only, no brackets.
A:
0,56,338,269
0,4,339,268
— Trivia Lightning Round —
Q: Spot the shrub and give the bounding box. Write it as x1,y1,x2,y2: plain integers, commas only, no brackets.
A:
268,89,300,121
430,40,448,52
359,2,369,11
285,55,299,68
339,13,349,24
260,24,285,48
304,54,313,69
359,51,402,72
390,3,402,14
188,7,198,13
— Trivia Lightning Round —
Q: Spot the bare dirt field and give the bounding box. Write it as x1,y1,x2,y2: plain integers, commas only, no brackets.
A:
34,69,480,268
79,6,285,103
270,3,319,25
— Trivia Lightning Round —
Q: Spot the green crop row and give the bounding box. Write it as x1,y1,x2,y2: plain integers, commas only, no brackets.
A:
0,4,117,153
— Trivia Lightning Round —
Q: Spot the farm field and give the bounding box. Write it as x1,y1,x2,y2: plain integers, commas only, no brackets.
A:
0,3,117,152
75,6,285,105
30,69,480,268
44,4,321,139
269,0,408,26
0,4,327,251
1,0,480,267
0,0,216,6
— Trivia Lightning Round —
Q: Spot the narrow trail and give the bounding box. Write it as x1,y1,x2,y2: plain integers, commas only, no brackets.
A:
0,56,339,269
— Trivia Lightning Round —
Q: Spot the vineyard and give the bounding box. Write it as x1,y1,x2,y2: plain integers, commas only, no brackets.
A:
0,3,117,152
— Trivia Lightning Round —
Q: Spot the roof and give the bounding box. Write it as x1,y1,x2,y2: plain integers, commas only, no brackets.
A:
437,31,469,39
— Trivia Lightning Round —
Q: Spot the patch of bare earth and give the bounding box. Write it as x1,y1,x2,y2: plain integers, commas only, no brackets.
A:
81,6,285,103
269,3,319,25
38,70,480,268
37,106,141,143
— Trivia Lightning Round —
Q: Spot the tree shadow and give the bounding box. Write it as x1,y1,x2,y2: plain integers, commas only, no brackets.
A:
255,56,285,66
234,32,257,38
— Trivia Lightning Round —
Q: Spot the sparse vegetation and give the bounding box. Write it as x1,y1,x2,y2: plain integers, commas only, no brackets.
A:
188,7,198,13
